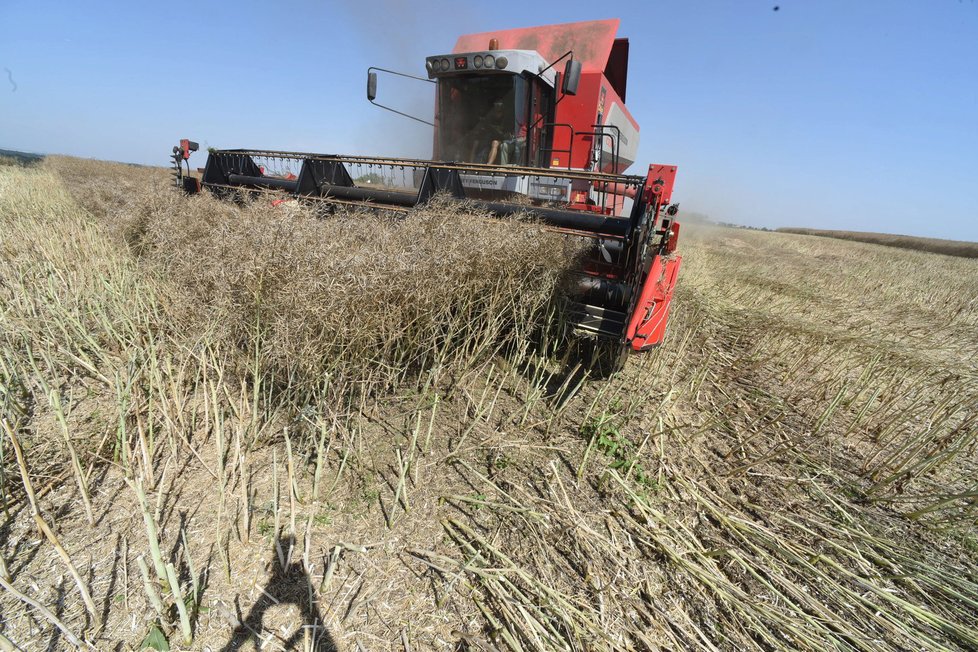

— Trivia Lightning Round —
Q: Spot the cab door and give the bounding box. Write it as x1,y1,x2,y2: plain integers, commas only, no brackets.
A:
525,76,555,168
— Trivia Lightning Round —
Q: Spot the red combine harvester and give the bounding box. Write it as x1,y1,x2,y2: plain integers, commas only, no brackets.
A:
171,19,681,373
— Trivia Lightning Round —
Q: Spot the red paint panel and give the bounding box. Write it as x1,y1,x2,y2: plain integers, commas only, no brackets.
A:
550,72,638,171
646,164,677,205
453,19,620,72
626,255,682,350
665,222,680,254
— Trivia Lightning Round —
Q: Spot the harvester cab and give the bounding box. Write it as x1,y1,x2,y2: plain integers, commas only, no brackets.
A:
170,19,682,374
424,47,567,168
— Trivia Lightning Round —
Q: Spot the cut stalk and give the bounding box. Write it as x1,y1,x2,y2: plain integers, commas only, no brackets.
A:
164,562,193,645
0,576,86,649
3,420,99,623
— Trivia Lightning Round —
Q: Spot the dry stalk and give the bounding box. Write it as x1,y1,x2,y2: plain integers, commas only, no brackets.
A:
320,545,342,594
273,451,286,568
164,562,193,645
136,555,165,619
2,420,99,624
236,424,251,544
48,390,95,525
129,476,168,588
0,630,20,652
0,576,87,649
180,528,200,606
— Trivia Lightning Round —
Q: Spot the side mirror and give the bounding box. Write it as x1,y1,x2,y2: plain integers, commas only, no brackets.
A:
367,71,378,101
562,59,582,96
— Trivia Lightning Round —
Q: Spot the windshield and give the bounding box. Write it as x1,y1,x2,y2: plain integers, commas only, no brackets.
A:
435,74,528,165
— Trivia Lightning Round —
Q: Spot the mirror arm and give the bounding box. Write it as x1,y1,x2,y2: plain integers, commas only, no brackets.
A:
368,99,435,127
369,66,437,85
366,66,436,127
537,50,574,77
533,50,580,104
527,51,578,139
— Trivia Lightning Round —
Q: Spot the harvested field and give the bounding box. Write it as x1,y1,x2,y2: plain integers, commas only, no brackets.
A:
1,157,977,651
778,226,978,258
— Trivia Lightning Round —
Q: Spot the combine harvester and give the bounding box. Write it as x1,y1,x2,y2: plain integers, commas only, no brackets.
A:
171,19,681,373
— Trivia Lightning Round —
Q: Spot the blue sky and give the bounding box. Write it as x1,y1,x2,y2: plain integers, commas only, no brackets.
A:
1,0,976,240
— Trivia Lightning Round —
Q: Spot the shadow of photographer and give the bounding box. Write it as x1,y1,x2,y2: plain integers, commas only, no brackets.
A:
220,536,338,651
